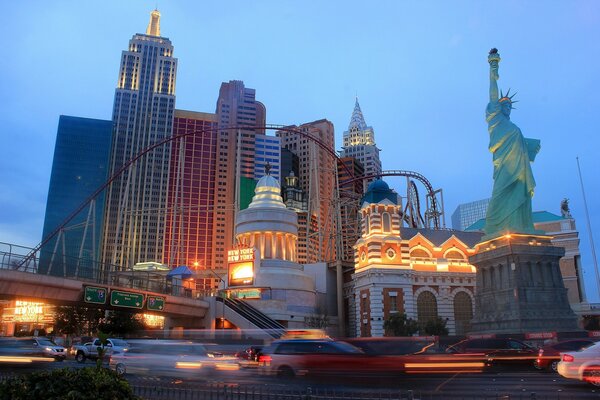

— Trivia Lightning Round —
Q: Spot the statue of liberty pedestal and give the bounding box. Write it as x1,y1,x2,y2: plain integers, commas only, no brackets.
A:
470,49,579,334
483,48,541,239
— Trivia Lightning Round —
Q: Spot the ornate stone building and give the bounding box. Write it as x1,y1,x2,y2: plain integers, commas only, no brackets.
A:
350,180,482,336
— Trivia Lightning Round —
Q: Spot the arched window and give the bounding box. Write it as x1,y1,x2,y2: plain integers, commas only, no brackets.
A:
453,292,473,335
445,250,464,260
364,215,370,235
417,291,438,326
382,212,391,233
410,248,430,258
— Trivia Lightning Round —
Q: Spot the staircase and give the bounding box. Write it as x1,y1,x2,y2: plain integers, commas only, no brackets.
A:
216,297,285,338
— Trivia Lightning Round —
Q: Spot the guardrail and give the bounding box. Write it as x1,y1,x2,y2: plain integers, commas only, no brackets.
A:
0,242,212,300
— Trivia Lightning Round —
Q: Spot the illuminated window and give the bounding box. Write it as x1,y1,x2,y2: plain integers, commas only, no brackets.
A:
453,292,473,335
417,291,438,326
390,295,398,312
446,250,465,260
410,248,430,258
382,213,391,233
386,248,396,259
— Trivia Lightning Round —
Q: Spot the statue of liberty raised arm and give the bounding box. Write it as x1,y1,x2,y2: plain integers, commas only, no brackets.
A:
483,49,541,240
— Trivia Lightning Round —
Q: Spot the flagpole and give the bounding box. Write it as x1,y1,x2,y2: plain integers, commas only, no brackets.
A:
576,156,600,298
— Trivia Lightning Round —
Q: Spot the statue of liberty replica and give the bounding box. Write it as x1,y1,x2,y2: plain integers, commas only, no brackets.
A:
484,48,541,239
469,49,578,334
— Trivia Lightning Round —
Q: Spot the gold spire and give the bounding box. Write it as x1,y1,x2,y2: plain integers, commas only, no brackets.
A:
146,9,161,36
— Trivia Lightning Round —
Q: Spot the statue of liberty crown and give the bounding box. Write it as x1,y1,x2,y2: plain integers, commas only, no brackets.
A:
499,88,518,108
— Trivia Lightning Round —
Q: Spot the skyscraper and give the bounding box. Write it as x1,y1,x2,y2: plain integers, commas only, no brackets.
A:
254,134,281,182
213,80,266,273
163,110,217,279
337,157,365,262
102,10,178,269
339,99,382,186
278,119,336,262
451,198,490,231
40,116,112,277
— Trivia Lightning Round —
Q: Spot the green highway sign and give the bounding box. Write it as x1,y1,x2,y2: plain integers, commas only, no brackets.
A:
110,290,144,309
84,286,107,305
147,295,165,311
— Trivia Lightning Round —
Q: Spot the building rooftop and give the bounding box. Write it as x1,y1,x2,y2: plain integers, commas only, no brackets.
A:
465,211,565,231
400,228,483,248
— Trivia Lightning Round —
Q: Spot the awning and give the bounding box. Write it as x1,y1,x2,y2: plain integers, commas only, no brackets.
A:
167,266,195,279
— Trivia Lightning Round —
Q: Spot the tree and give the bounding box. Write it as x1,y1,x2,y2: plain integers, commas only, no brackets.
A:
53,305,104,341
383,313,419,337
422,317,449,336
583,315,600,331
99,310,145,336
304,313,329,329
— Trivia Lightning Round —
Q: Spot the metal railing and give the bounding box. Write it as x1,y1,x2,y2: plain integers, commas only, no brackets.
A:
0,242,211,300
218,297,285,338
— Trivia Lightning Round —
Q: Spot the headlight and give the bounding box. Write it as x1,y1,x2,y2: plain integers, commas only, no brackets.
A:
45,347,53,352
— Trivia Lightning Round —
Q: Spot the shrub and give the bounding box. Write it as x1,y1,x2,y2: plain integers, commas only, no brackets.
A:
383,313,419,336
0,367,139,400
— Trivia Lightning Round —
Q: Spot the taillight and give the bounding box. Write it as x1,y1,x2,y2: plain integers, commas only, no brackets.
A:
562,354,574,362
538,349,544,356
258,355,272,364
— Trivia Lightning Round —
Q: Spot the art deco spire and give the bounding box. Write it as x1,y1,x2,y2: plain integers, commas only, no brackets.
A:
348,97,368,131
146,9,161,37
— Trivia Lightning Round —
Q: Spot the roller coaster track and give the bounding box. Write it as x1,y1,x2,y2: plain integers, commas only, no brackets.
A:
20,124,441,267
339,170,442,229
19,124,350,268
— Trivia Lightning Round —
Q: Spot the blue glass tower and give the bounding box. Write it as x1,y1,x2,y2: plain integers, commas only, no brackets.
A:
40,115,112,277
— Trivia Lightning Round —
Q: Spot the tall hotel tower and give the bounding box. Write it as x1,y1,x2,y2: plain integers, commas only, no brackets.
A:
102,10,177,269
339,99,381,187
278,120,336,262
164,110,217,278
213,81,266,273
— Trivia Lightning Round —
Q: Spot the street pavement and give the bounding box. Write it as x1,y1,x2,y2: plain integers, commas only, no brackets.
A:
2,360,600,399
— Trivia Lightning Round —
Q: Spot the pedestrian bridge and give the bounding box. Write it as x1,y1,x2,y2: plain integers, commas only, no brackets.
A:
0,268,209,321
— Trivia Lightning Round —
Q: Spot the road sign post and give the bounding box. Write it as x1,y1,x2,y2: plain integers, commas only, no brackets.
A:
147,295,165,311
110,290,144,309
84,286,107,305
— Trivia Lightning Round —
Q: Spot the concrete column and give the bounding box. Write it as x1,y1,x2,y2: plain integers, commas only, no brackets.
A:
369,286,384,337
270,233,276,259
292,237,297,262
259,234,265,259
551,261,562,287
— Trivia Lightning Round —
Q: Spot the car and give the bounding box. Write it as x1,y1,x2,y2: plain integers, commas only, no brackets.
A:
235,345,263,368
446,338,537,366
0,337,60,365
534,339,596,372
557,341,600,386
109,339,239,377
72,338,129,363
344,337,486,374
32,337,67,361
258,339,370,378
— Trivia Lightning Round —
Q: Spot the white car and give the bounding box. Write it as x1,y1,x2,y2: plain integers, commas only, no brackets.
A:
33,337,67,361
109,339,239,377
557,341,600,386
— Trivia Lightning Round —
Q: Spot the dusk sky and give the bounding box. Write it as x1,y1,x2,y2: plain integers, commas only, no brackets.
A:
1,1,598,299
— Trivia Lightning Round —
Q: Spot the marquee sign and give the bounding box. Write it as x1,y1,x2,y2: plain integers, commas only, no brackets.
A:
227,248,256,287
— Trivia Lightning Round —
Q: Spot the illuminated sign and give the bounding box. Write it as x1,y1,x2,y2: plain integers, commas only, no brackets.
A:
14,301,44,322
227,248,255,263
524,332,557,340
142,314,165,328
228,248,256,287
230,288,261,299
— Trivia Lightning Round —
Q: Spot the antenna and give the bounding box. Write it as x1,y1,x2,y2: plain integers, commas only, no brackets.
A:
577,156,600,298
